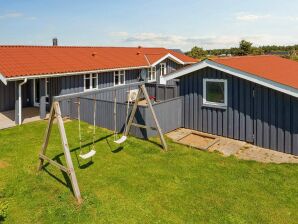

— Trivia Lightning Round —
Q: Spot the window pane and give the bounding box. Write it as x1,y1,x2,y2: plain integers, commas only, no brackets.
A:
148,69,151,80
115,75,119,85
35,79,40,103
92,77,97,88
160,64,166,75
153,67,156,79
120,74,124,84
206,82,225,103
85,79,90,89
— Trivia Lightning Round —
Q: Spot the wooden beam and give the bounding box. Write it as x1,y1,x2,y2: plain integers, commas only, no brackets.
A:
38,104,56,171
141,84,168,151
131,123,157,130
124,84,168,151
54,102,82,204
39,154,70,174
124,87,142,136
38,102,83,204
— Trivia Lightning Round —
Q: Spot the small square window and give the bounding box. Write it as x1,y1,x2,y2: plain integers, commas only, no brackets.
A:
84,73,98,91
203,79,227,108
160,63,167,76
114,70,125,86
147,66,156,81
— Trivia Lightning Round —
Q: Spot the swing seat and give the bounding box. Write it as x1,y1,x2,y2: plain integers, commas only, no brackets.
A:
79,149,96,160
114,135,127,144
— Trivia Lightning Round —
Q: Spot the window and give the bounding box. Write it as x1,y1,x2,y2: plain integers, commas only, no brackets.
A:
203,79,227,108
160,63,167,76
147,66,156,81
114,70,125,86
84,74,98,91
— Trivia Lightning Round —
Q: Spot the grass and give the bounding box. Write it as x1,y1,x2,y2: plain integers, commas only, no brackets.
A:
0,120,298,223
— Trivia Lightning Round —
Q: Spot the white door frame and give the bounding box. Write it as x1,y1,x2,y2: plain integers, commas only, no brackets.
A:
33,78,49,107
33,79,40,107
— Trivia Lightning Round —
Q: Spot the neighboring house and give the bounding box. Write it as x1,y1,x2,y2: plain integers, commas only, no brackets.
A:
0,45,197,125
161,55,298,155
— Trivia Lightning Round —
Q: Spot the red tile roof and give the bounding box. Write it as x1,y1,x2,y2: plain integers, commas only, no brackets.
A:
212,55,298,89
0,46,197,78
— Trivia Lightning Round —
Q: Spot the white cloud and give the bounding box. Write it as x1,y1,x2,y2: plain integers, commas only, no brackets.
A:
110,32,298,50
0,12,36,20
286,16,298,21
109,31,129,37
0,12,23,19
235,12,298,22
235,12,271,21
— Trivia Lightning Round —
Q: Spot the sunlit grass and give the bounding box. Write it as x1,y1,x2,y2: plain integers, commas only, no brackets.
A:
0,120,297,223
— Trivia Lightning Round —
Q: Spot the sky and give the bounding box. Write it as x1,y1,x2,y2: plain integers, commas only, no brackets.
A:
0,0,297,51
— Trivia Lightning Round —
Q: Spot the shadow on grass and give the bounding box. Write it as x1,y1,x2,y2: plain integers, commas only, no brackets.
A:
40,133,114,197
105,138,124,153
43,157,74,195
39,133,164,197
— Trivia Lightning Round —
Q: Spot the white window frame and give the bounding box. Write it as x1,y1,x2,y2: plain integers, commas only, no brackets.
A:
203,79,228,108
114,70,125,86
160,63,167,76
84,73,98,91
147,66,156,82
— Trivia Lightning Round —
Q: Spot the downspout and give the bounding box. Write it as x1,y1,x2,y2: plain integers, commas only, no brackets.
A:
18,78,27,125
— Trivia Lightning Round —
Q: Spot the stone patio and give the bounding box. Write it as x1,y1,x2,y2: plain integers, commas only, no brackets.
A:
167,128,298,164
0,107,46,130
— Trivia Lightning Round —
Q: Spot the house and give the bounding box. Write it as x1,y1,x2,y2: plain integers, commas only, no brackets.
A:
0,45,197,126
160,55,298,155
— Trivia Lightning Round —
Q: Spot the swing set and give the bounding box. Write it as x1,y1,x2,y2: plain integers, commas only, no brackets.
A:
37,82,167,204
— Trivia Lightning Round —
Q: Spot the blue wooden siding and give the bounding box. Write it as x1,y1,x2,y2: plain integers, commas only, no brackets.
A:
180,67,298,155
47,69,141,106
0,80,33,112
155,58,183,85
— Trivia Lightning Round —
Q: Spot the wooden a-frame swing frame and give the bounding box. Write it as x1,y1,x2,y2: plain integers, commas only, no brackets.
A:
38,101,83,203
37,82,167,204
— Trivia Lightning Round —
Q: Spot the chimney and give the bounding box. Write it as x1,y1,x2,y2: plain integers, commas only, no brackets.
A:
52,38,58,46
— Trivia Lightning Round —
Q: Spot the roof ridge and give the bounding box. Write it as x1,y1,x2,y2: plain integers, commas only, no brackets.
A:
0,45,168,49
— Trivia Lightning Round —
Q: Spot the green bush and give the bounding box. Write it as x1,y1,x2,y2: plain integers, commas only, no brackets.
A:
0,200,8,220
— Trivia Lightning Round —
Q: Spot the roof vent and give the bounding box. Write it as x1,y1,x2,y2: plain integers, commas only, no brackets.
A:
52,38,58,46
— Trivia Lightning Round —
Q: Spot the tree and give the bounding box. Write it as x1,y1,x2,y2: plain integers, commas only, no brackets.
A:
251,47,264,55
239,40,253,55
187,46,206,59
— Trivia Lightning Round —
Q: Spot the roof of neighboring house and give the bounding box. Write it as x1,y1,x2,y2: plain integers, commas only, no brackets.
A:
0,45,197,79
212,55,298,90
160,55,298,98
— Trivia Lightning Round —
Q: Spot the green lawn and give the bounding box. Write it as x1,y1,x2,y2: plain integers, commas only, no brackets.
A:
0,121,297,224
